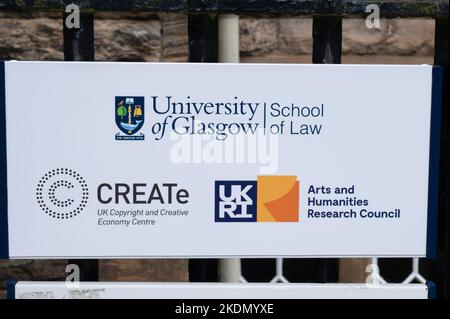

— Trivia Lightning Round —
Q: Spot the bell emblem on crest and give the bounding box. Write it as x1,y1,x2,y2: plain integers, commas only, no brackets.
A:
134,105,143,117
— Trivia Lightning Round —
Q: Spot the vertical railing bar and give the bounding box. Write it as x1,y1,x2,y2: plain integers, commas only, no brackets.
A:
276,258,283,277
413,258,420,273
270,258,289,283
63,12,95,62
187,12,220,282
312,15,342,64
187,14,218,63
370,257,387,284
220,259,242,282
218,14,242,283
270,259,282,283
63,11,98,281
218,15,240,63
307,15,341,283
403,258,426,284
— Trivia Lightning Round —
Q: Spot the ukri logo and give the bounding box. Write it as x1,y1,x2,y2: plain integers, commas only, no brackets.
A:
215,181,257,222
215,176,299,223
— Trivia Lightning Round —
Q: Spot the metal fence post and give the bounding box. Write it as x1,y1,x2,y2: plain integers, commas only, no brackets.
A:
218,15,240,63
187,14,218,63
63,11,98,281
63,12,94,62
218,14,241,283
309,15,341,282
312,16,342,64
187,12,220,282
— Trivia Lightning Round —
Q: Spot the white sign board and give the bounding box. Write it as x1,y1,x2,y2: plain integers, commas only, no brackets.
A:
0,61,442,258
10,282,433,299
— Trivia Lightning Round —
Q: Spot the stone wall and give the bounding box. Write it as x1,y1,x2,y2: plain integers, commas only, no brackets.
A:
241,17,434,63
0,12,435,62
0,12,436,298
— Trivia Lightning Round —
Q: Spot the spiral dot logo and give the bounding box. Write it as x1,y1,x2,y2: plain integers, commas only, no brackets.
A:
36,168,88,219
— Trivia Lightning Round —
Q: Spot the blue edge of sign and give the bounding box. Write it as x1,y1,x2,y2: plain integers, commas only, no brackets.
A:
6,278,16,300
0,63,443,260
426,281,437,299
426,66,443,260
0,61,8,260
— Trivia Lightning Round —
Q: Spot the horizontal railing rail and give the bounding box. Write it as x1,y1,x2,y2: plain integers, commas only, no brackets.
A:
0,0,448,17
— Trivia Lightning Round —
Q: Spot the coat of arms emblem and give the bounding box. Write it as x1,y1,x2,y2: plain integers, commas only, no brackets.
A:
115,96,145,140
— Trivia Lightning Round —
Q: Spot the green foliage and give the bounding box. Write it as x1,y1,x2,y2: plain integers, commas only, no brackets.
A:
117,105,127,119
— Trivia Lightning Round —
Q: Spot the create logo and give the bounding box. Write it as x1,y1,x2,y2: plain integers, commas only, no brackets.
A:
115,96,145,140
36,168,89,219
215,176,299,222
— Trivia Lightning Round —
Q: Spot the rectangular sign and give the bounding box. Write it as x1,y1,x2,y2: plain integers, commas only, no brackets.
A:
0,61,442,258
9,282,433,299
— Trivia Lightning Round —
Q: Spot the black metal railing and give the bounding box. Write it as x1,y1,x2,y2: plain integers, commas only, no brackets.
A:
0,0,448,17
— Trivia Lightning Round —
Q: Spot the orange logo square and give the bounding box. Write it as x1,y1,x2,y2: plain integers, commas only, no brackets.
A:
257,176,299,222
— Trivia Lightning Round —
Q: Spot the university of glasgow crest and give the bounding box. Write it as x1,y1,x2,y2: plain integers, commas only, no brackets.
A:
115,96,145,140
